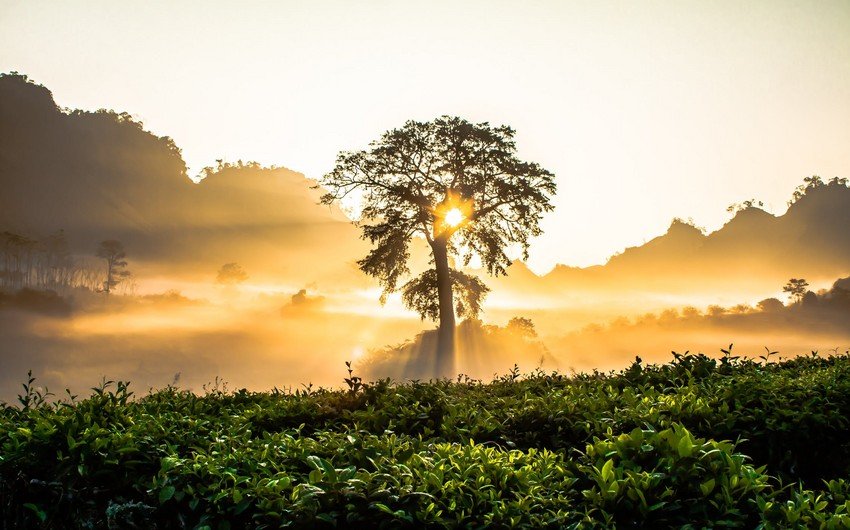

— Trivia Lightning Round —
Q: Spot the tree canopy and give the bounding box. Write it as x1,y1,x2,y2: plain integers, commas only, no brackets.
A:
319,116,556,376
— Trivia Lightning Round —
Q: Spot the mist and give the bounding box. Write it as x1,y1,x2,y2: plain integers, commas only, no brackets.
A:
2,73,850,403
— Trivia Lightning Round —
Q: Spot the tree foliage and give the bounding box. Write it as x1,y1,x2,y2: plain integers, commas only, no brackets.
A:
400,268,490,321
783,278,809,304
96,240,130,294
318,116,556,322
216,262,248,285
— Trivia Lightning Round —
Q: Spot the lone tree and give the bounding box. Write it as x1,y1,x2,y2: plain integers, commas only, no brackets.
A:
319,116,556,377
96,240,130,294
216,262,249,285
783,278,809,304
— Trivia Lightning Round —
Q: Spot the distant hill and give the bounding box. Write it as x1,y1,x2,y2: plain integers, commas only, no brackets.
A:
0,73,364,284
3,72,848,299
494,178,850,298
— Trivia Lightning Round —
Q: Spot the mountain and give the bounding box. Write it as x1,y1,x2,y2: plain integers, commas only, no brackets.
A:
3,72,848,301
0,73,364,284
494,179,850,299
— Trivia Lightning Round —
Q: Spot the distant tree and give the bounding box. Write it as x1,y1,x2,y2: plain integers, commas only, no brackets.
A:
789,175,826,205
216,262,248,285
783,278,809,304
801,290,819,307
506,317,538,339
198,159,264,181
96,240,130,294
116,272,138,296
1,231,36,289
319,116,556,377
726,198,764,214
40,230,74,289
756,298,784,313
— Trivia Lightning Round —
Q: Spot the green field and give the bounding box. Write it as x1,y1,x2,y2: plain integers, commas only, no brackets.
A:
3,350,850,528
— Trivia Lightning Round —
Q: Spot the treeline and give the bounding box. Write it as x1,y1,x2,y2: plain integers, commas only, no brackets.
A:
0,230,132,295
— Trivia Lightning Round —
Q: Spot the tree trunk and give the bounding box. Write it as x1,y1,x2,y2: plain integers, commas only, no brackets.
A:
105,258,113,294
432,237,455,379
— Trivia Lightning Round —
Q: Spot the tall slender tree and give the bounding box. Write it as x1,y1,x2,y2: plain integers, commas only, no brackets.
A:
96,240,130,294
319,116,556,377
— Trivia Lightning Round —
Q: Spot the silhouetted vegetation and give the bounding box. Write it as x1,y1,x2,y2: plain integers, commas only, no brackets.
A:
96,240,130,295
788,175,849,205
553,277,850,363
216,262,248,285
0,230,108,295
784,278,810,304
3,352,850,528
319,117,557,377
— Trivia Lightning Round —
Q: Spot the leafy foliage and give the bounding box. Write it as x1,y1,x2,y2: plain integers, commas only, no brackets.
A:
401,269,490,321
783,278,810,303
3,351,850,527
215,262,248,285
96,239,130,294
318,116,556,320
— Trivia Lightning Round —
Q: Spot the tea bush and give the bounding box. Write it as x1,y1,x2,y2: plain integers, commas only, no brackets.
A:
2,351,850,528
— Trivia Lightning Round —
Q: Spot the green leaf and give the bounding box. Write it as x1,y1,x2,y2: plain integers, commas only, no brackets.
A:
233,498,251,515
308,469,323,484
23,503,47,522
677,436,693,458
700,478,715,496
306,455,322,470
601,459,615,482
159,485,176,503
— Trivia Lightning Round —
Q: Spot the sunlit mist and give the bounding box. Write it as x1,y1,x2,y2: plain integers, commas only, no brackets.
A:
1,2,850,401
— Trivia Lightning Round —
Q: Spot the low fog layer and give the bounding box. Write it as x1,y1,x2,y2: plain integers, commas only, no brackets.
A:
549,277,850,373
0,288,424,403
2,275,848,403
2,73,850,401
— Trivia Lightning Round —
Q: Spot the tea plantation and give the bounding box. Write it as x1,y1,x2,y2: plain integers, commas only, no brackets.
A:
2,350,850,528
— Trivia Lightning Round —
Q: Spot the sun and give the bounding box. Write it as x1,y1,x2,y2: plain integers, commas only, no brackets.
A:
433,192,474,235
443,207,465,228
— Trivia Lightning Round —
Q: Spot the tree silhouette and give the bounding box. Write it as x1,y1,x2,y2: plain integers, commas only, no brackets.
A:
319,116,556,377
783,278,809,304
96,240,130,294
216,262,248,285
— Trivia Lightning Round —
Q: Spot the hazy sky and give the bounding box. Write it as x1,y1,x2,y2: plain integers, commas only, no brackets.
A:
2,0,849,272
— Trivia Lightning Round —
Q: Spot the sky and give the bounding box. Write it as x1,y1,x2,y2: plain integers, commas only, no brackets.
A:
2,0,849,272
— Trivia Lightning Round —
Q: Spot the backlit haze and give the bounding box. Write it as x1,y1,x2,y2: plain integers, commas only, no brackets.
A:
1,1,849,401
3,0,849,270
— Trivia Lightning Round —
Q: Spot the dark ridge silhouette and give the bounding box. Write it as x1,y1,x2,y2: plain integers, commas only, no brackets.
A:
0,73,190,247
0,288,72,316
4,72,848,301
494,178,850,298
0,73,364,284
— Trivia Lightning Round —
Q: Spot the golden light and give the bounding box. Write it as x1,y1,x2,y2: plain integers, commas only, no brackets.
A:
444,207,465,227
434,192,475,236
